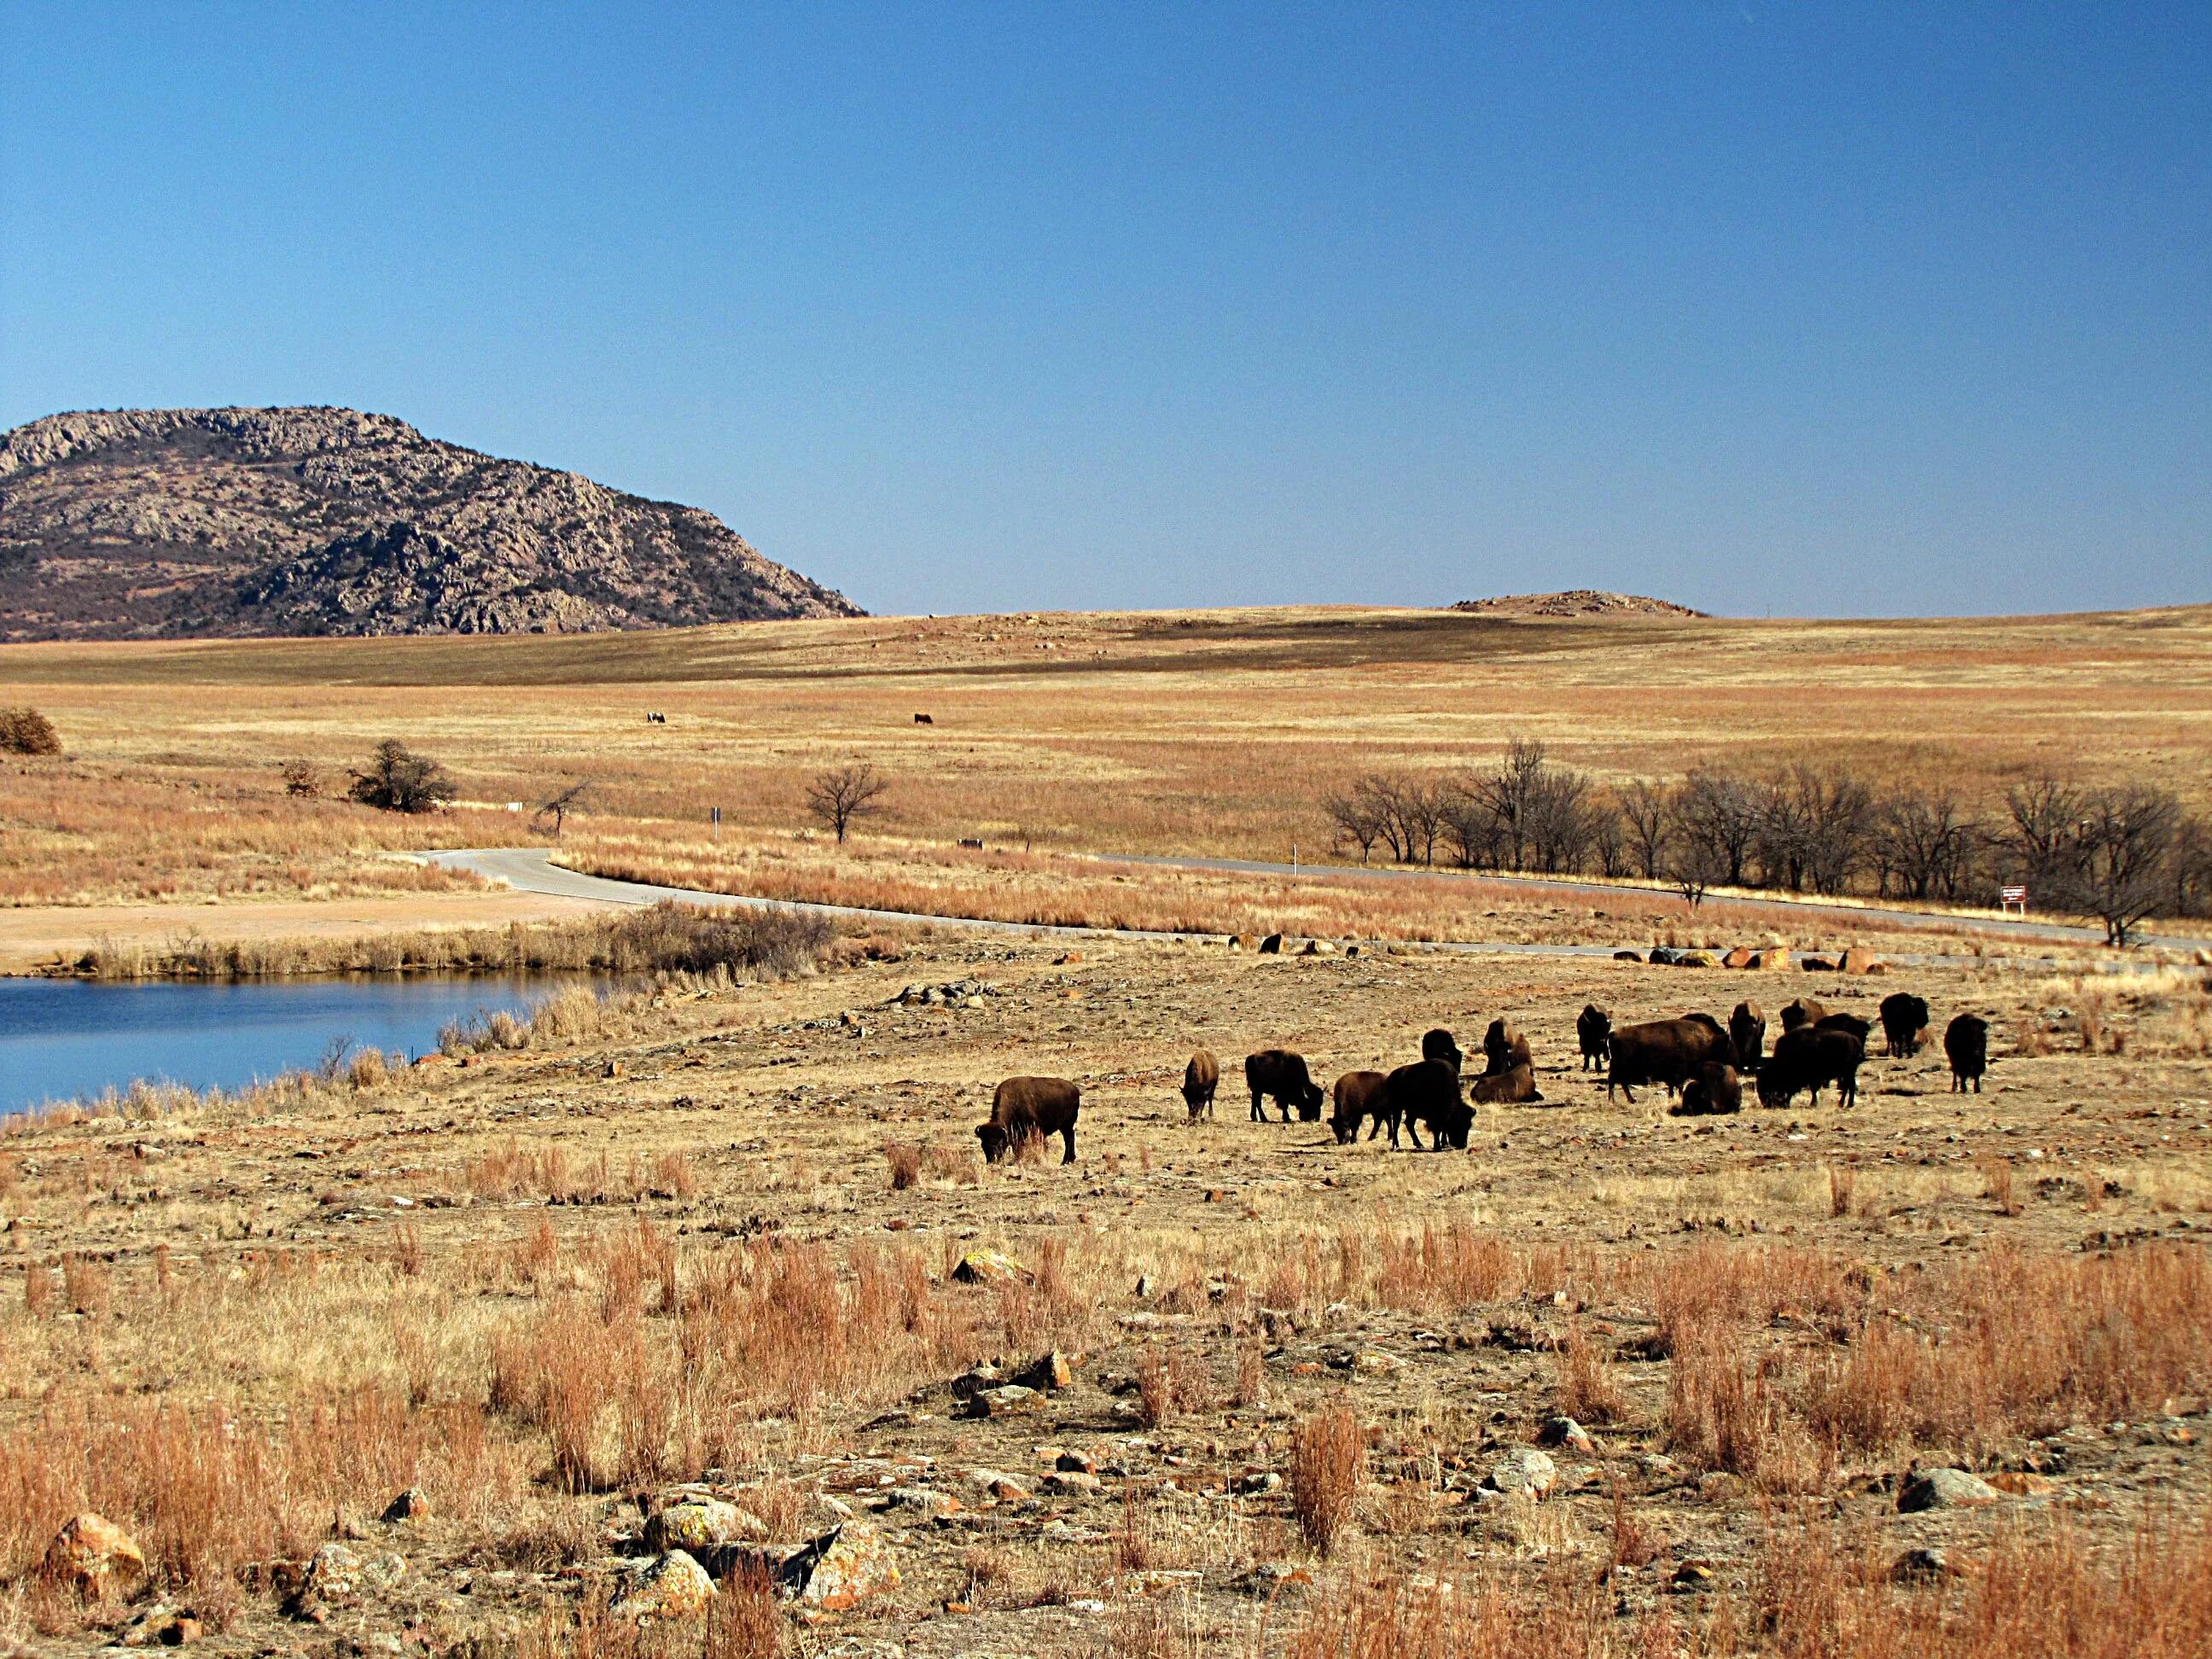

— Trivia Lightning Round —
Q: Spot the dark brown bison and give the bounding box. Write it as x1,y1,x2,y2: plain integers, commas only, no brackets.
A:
1945,1013,1989,1093
1182,1050,1220,1121
1471,1062,1542,1105
1756,1027,1863,1110
1329,1069,1392,1144
1606,1016,1736,1103
1814,1011,1872,1046
1577,1005,1611,1070
1421,1027,1464,1073
1381,1059,1470,1150
1779,998,1827,1033
1246,1050,1325,1122
976,1076,1081,1163
1670,1061,1743,1115
1878,994,1931,1058
1481,1019,1531,1076
1729,1001,1767,1074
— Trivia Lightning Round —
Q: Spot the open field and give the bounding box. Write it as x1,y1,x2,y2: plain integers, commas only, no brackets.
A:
3,604,2209,940
4,927,2210,1654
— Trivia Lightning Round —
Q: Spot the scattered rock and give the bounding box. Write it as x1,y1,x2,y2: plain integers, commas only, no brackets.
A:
1482,1447,1557,1499
1056,1450,1098,1474
379,1487,429,1524
782,1522,900,1610
1043,1470,1103,1496
1016,1349,1075,1392
645,1499,749,1554
41,1511,146,1598
616,1551,717,1621
1536,1416,1594,1453
950,1363,1006,1401
1614,950,1644,963
1350,1349,1404,1376
1800,956,1837,973
1837,949,1881,975
1234,1471,1284,1495
1755,949,1791,971
602,1060,627,1080
1721,948,1755,969
951,1249,1031,1285
1891,1547,1959,1584
1675,949,1718,968
303,1542,365,1604
1898,1468,2000,1512
969,1384,1042,1418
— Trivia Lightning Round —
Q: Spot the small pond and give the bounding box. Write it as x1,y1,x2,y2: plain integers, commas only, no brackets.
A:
0,975,603,1116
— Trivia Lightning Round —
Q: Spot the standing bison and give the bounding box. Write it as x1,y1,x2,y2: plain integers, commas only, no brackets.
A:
1728,1001,1767,1074
1606,1016,1736,1103
976,1076,1082,1163
1329,1069,1392,1144
1182,1050,1220,1121
1780,998,1827,1033
1246,1050,1325,1122
1577,1005,1611,1070
1481,1019,1531,1076
1421,1028,1464,1073
1382,1059,1470,1150
1756,1028,1863,1110
1945,1014,1989,1093
1879,994,1931,1058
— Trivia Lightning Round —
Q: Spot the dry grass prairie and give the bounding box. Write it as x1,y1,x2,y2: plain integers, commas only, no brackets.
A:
2,604,2208,926
4,928,2209,1654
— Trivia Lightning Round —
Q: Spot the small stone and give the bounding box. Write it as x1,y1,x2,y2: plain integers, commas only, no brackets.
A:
971,1384,1042,1417
1722,948,1755,969
1482,1447,1558,1499
781,1522,900,1610
303,1542,364,1604
616,1551,717,1621
41,1512,147,1599
603,1060,627,1080
1016,1349,1074,1392
1234,1471,1284,1495
1898,1468,2000,1512
380,1487,429,1524
1891,1547,1959,1584
1536,1416,1595,1453
1351,1349,1403,1376
881,1486,958,1516
1043,1470,1103,1495
1056,1450,1098,1473
950,1363,1006,1401
1670,1562,1715,1591
159,1615,205,1646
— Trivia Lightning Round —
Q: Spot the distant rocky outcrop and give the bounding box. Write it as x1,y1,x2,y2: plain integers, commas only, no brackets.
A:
1451,591,1705,619
0,406,862,638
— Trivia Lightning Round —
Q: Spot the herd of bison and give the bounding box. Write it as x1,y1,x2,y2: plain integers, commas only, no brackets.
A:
975,991,1991,1163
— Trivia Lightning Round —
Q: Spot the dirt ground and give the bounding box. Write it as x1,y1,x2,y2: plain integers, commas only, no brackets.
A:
4,928,2209,1655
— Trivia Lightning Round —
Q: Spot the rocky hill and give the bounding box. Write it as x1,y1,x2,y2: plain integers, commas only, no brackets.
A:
1450,590,1705,619
0,406,862,638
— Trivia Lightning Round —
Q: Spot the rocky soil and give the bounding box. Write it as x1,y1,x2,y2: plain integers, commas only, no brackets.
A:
0,407,862,639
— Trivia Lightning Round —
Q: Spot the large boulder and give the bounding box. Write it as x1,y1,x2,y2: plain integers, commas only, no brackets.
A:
1897,1468,1999,1512
645,1499,752,1554
1481,1447,1558,1499
42,1512,146,1598
616,1551,717,1621
783,1522,900,1610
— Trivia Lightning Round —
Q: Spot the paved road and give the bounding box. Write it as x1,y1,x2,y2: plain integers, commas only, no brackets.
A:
428,847,2173,964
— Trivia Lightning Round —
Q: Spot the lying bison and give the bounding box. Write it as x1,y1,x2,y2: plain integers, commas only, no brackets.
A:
1481,1019,1531,1076
1729,1001,1767,1074
1382,1059,1469,1150
977,1076,1081,1163
1946,1013,1989,1093
1421,1027,1464,1073
1329,1069,1392,1144
1471,1062,1542,1105
1670,1061,1743,1115
1606,1016,1735,1103
1182,1050,1220,1121
1879,993,1931,1058
1756,1027,1862,1110
1779,998,1827,1033
1577,1005,1611,1070
1246,1050,1324,1122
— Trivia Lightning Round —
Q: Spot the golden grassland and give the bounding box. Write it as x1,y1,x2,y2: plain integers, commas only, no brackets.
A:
2,604,2209,927
4,930,2209,1653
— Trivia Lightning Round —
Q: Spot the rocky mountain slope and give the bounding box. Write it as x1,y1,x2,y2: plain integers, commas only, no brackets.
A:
1450,590,1706,618
0,406,862,638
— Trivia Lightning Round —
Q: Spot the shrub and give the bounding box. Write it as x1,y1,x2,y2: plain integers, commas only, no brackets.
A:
1289,1399,1365,1557
350,739,455,813
0,707,61,756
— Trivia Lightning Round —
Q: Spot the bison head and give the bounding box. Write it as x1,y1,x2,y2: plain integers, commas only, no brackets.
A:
1296,1082,1326,1122
975,1123,1010,1163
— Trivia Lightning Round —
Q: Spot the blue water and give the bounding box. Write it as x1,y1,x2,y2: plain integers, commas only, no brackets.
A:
0,975,597,1115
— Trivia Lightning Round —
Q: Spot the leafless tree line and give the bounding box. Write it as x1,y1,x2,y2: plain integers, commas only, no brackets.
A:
1325,738,2212,946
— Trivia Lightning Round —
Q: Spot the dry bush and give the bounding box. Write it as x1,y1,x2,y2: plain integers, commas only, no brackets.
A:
1289,1399,1365,1557
1233,1337,1268,1408
923,1139,977,1184
1828,1163,1857,1219
1557,1322,1629,1425
0,707,61,756
23,1261,52,1318
652,1150,699,1201
702,1559,785,1658
1981,1157,2021,1216
59,1253,109,1317
883,1140,923,1190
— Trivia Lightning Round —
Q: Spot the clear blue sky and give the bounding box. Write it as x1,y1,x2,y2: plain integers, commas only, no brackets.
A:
3,3,2205,618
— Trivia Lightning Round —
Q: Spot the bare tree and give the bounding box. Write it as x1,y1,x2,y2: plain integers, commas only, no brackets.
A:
1590,800,1630,877
806,763,889,843
2172,814,2212,919
535,779,593,841
2047,786,2181,946
1873,787,1977,900
1674,770,1761,888
1324,785,1387,864
1615,779,1673,880
350,740,455,814
2002,773,2085,893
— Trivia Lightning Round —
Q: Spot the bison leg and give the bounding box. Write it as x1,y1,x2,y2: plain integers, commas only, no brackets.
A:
1061,1125,1077,1163
1249,1090,1265,1122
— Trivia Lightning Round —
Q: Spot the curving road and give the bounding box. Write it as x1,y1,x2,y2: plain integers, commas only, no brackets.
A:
426,847,2194,963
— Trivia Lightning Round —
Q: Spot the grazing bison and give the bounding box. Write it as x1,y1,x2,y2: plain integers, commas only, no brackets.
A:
1729,1002,1767,1074
1879,994,1931,1058
1481,1019,1531,1076
1471,1062,1543,1105
1756,1027,1863,1110
976,1076,1081,1163
1945,1013,1989,1093
1245,1050,1325,1123
1329,1069,1393,1144
1577,1005,1611,1070
1182,1050,1220,1121
1421,1028,1464,1074
1814,1012,1872,1046
1671,1061,1743,1116
1780,998,1827,1033
1382,1059,1470,1150
1606,1017,1736,1103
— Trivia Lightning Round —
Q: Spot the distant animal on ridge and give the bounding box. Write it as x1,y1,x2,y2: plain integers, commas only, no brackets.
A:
976,1076,1081,1163
1182,1050,1220,1121
1245,1050,1325,1123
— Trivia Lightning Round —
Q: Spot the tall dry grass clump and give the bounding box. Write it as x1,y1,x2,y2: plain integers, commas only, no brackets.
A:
1289,1399,1365,1557
0,707,61,756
